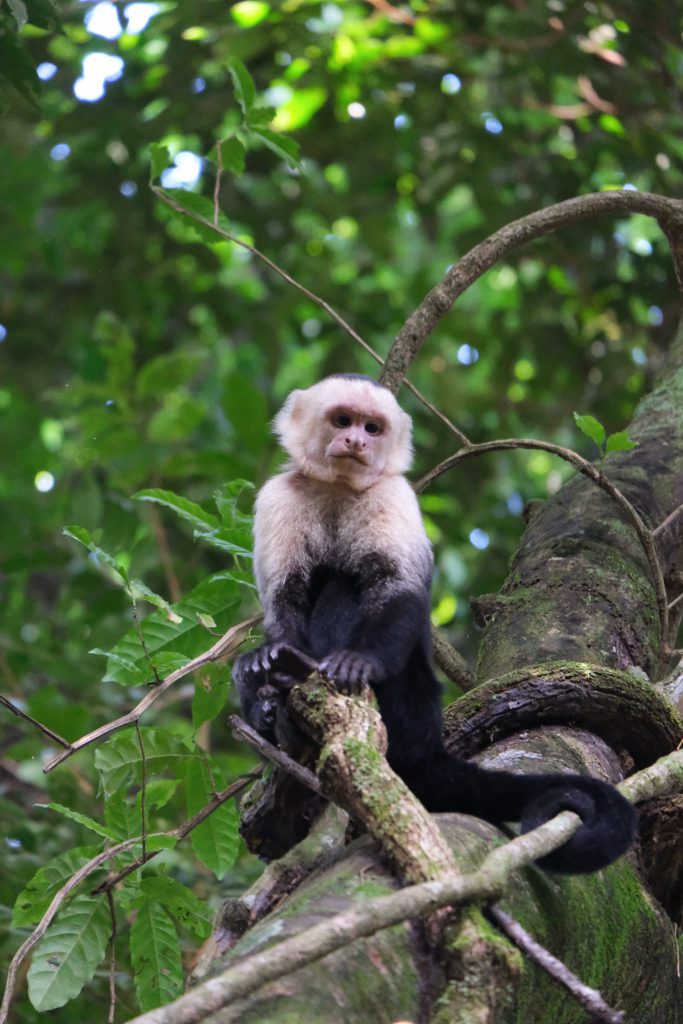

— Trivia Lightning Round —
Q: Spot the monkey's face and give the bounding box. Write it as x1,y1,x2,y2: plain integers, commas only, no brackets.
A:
275,377,414,489
321,403,390,477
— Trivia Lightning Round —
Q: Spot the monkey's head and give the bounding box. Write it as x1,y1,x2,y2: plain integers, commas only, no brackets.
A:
274,374,413,490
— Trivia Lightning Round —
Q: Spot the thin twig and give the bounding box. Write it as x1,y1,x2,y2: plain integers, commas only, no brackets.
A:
416,437,669,641
131,596,161,684
229,714,322,795
380,190,683,392
151,186,469,445
106,889,117,1024
487,905,624,1024
147,502,182,603
653,502,683,537
135,722,147,861
431,630,476,691
0,694,70,749
43,614,262,773
93,768,263,894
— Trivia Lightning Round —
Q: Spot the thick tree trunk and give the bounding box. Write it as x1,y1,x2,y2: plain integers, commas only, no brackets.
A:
191,323,683,1022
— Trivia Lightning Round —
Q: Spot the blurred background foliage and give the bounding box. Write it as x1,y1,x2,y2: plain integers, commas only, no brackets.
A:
1,0,682,1018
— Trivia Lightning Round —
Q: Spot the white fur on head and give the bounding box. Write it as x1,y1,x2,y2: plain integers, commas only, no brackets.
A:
273,375,413,488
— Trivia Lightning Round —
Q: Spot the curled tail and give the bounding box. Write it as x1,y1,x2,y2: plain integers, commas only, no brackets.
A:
396,751,636,874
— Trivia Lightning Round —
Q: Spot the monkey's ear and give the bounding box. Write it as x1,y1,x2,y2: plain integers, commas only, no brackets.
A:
387,408,414,474
273,389,304,448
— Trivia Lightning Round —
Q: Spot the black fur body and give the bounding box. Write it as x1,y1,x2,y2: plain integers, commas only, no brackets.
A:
233,376,637,874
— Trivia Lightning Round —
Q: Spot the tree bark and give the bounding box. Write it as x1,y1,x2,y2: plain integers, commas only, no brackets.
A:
187,322,683,1023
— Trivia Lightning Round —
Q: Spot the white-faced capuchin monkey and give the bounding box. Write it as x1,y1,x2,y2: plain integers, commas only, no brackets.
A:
233,374,636,873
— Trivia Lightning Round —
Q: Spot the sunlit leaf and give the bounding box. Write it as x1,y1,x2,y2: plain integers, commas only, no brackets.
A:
272,86,327,131
230,1,270,28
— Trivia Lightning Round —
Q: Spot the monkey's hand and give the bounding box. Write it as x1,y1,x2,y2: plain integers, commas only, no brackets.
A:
319,650,381,693
236,643,318,687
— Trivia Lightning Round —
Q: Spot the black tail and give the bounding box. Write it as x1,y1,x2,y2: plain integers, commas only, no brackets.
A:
395,751,636,874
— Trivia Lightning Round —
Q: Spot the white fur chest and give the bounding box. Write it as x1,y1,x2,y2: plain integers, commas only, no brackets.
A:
253,470,432,615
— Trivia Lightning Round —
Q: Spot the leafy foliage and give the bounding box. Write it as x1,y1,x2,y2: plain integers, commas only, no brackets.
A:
0,1,680,1019
27,896,110,1011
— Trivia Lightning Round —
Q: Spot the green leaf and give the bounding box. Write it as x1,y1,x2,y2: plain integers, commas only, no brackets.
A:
192,667,230,730
63,525,130,584
245,105,276,128
573,412,606,449
272,86,326,131
134,488,220,532
605,430,638,453
139,877,212,939
102,577,240,685
39,803,115,840
216,135,246,175
146,834,179,852
230,1,270,28
90,648,148,686
130,899,183,1011
94,728,193,798
227,58,256,115
185,759,240,878
149,143,171,180
12,847,100,928
193,529,253,556
27,896,110,1011
104,790,141,840
7,0,28,31
0,18,40,108
252,127,301,167
144,778,181,811
25,0,61,29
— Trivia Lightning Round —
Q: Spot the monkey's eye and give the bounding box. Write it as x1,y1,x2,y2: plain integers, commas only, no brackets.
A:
364,421,382,436
333,413,352,428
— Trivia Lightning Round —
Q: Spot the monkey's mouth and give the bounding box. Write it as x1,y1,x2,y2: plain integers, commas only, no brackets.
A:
331,452,370,466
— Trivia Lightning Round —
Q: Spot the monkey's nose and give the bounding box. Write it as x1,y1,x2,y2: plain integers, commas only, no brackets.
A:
345,433,366,451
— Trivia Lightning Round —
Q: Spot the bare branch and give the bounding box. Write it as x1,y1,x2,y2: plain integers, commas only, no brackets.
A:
487,905,624,1024
416,437,669,642
229,714,322,795
380,190,683,391
152,186,470,445
0,694,70,749
431,630,476,691
43,614,262,773
654,502,683,537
